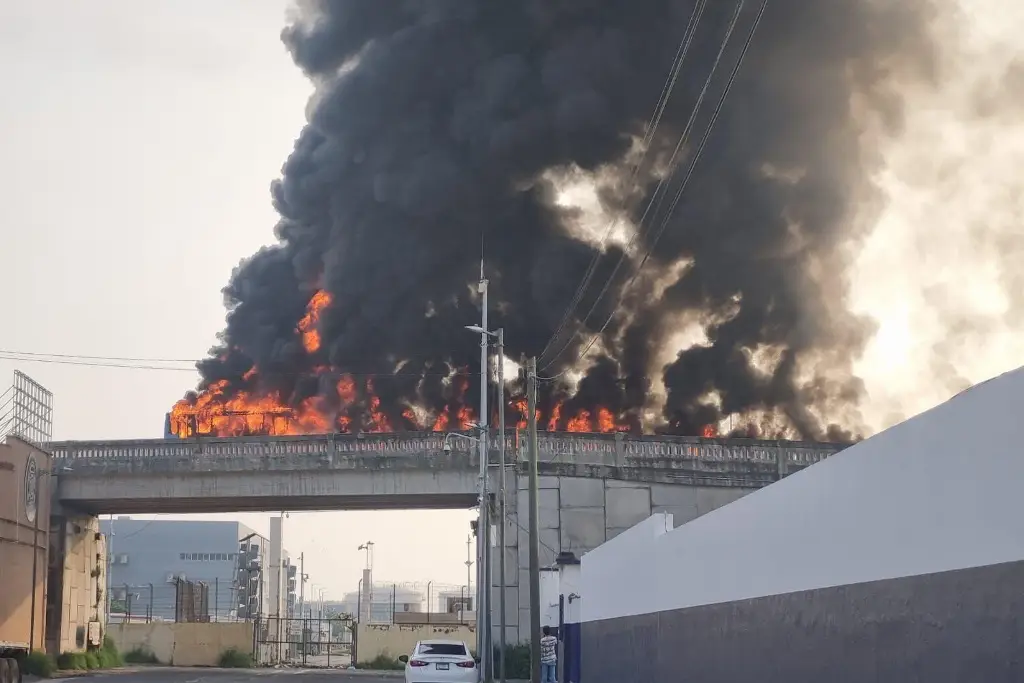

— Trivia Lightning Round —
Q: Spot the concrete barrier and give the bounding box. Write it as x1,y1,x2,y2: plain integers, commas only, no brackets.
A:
110,622,253,667
356,623,475,663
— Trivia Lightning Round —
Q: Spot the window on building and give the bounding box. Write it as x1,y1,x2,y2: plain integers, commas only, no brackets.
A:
202,553,209,561
180,553,186,560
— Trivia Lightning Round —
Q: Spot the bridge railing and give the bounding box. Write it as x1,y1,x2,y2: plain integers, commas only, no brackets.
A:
45,431,845,469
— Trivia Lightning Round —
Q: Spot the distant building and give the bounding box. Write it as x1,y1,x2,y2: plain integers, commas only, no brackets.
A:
338,583,426,623
99,518,297,621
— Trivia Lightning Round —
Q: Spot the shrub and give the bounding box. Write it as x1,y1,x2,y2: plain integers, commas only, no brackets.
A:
56,652,88,670
22,651,55,678
217,648,253,668
494,643,531,680
359,653,404,670
84,652,100,670
123,647,160,665
101,635,124,667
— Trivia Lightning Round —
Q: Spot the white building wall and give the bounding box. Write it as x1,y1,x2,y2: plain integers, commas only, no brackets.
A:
582,366,1024,623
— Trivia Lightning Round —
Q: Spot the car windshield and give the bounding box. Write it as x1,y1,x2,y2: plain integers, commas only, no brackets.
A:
418,643,467,656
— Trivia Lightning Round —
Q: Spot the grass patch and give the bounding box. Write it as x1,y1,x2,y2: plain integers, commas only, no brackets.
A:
56,652,89,671
22,651,55,678
494,643,531,680
359,653,404,670
217,648,253,668
98,635,124,668
123,647,161,665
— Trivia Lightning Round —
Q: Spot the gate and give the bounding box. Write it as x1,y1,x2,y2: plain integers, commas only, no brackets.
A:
253,616,354,668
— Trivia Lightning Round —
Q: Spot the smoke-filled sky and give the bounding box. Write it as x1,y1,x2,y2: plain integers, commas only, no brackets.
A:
0,0,1020,593
175,0,1019,441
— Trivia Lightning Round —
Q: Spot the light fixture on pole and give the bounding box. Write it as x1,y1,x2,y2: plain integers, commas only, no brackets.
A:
357,542,374,572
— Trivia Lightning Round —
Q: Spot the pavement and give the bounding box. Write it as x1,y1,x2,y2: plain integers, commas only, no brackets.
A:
26,668,404,683
25,668,531,683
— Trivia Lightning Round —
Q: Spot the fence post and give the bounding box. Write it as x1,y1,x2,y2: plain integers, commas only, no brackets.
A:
215,578,219,622
125,584,132,623
391,584,396,624
148,584,154,623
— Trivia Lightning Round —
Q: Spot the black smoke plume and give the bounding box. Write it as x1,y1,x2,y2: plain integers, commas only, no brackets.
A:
180,0,937,440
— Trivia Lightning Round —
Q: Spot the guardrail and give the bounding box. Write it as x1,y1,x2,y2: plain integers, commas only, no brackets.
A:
44,431,845,468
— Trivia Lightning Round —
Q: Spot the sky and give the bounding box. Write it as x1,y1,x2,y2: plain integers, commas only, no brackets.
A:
0,0,474,600
0,0,1020,598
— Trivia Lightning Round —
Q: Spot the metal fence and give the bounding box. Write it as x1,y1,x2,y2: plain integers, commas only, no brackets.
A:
355,582,474,625
109,578,223,623
109,578,256,623
253,616,354,668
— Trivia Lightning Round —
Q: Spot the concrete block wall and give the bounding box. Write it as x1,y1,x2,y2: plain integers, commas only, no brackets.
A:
53,514,107,654
492,474,757,643
110,621,253,666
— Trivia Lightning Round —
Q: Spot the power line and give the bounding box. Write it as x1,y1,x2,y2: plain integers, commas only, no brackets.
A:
0,354,197,371
539,0,767,378
0,353,481,377
537,0,710,363
541,0,746,373
0,349,199,363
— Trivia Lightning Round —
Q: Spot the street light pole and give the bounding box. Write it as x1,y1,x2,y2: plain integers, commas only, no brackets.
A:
526,357,542,683
475,273,490,680
496,328,507,683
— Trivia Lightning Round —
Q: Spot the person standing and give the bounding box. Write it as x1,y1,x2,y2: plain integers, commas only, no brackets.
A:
540,625,558,683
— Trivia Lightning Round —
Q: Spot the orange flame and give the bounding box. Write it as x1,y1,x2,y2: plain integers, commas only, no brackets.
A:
297,290,332,353
169,293,704,438
701,424,717,438
171,365,477,438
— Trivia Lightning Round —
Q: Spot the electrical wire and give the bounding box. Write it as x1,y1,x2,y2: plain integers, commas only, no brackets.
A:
537,0,710,362
0,349,200,363
541,0,747,374
538,0,768,379
0,353,481,377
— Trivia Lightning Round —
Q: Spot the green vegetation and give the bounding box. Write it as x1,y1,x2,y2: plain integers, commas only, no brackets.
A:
359,652,405,670
56,652,88,670
494,643,531,680
217,647,253,668
96,635,124,668
22,651,56,678
123,647,161,665
54,633,126,671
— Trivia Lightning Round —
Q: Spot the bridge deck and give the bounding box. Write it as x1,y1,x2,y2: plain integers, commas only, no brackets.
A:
45,431,843,466
45,432,846,515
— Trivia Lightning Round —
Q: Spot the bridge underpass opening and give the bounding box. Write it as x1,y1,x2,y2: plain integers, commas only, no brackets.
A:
100,506,483,659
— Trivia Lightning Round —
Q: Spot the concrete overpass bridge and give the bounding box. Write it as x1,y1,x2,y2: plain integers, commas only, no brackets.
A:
46,431,841,515
46,431,844,642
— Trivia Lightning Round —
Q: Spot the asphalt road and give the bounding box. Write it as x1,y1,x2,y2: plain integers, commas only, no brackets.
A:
34,668,403,683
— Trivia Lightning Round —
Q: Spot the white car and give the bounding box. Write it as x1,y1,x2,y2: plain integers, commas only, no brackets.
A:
399,639,479,683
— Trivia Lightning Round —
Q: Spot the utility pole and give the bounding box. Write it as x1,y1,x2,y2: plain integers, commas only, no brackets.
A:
465,534,474,604
298,553,305,622
526,357,542,683
496,328,507,683
475,269,491,680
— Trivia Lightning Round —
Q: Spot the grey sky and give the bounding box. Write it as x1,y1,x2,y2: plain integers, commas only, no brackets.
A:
0,0,473,599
